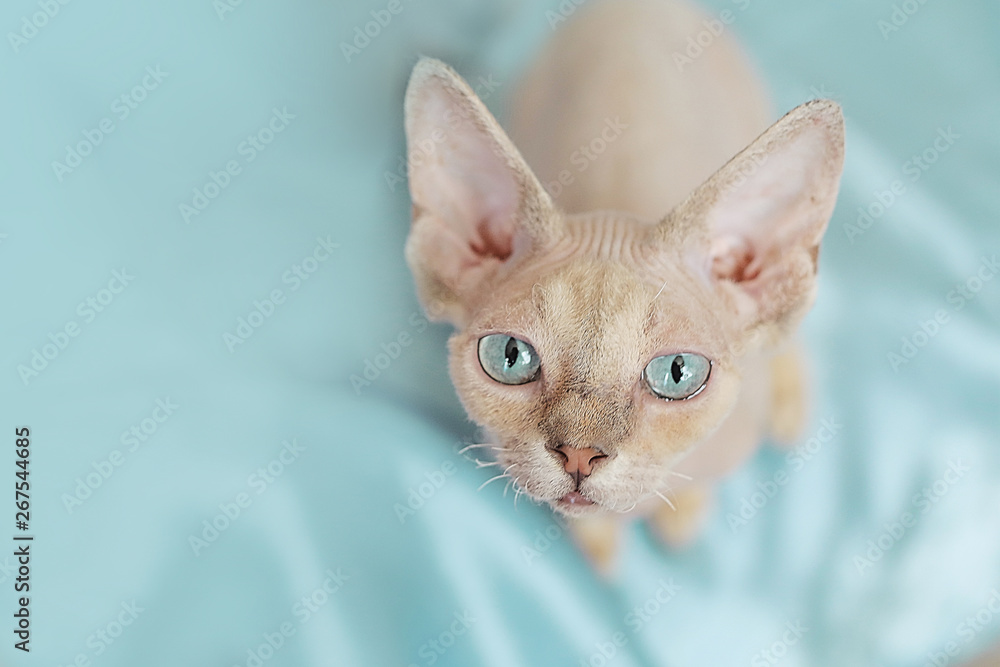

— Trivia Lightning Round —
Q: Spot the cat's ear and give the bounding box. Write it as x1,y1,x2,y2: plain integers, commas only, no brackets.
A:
403,58,560,326
655,100,845,346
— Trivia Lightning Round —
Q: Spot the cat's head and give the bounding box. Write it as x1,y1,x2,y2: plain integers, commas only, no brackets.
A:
403,58,844,516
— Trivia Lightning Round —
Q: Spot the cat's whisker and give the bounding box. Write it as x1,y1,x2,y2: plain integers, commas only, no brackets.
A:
650,277,669,305
654,490,676,511
494,463,518,493
621,501,638,513
478,473,511,492
667,470,693,481
459,442,500,455
513,479,522,509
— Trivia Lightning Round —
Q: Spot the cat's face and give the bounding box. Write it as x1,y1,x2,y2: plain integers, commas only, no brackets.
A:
447,215,743,516
403,58,844,516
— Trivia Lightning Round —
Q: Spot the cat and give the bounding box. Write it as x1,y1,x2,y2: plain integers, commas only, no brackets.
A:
402,0,844,569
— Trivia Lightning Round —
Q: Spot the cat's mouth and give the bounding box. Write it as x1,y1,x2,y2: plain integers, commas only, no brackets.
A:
552,490,607,516
558,491,594,508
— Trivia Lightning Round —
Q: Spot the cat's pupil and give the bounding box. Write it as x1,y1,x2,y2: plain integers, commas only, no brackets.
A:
671,355,684,384
504,337,520,368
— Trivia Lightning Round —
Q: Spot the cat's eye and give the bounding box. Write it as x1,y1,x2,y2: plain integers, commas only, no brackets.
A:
478,334,541,385
643,353,711,400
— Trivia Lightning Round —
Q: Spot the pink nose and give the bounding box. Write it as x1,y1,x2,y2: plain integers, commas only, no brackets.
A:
550,445,608,485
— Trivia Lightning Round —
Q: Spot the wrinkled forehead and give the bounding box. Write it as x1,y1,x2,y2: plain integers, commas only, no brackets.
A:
531,261,649,334
480,258,730,379
535,260,717,337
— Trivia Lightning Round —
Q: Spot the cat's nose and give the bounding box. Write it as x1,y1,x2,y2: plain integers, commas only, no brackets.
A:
550,445,608,485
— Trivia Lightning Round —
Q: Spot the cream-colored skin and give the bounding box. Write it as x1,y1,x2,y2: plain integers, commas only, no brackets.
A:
403,0,844,568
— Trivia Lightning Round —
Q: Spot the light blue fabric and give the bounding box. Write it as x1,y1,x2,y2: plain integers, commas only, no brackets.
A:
2,0,998,665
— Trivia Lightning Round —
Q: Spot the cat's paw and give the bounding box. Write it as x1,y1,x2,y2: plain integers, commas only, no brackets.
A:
568,515,621,576
768,347,810,446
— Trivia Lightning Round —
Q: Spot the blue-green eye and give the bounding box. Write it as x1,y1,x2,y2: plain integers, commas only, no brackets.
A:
643,353,711,400
478,334,541,385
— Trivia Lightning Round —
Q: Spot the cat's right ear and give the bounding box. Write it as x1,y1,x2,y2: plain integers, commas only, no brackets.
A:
403,58,559,326
652,100,845,347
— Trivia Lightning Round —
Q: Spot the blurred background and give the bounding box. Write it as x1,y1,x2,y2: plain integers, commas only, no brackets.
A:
1,0,998,665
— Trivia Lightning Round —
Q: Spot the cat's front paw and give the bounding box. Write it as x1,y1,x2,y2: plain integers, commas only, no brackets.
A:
768,347,810,446
568,514,622,576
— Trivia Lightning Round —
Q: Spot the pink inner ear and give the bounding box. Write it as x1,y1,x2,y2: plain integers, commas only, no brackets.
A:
469,216,514,261
710,235,762,282
406,62,558,303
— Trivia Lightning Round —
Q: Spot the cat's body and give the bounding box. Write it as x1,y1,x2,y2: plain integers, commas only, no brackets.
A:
404,0,844,567
506,0,801,548
509,0,770,220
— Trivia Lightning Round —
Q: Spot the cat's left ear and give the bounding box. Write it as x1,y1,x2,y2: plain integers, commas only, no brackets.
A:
655,100,845,345
403,58,559,326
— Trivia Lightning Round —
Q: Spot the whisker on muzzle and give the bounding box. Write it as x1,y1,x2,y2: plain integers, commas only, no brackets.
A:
477,473,510,492
654,490,677,511
459,442,509,455
477,463,517,492
612,501,639,514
